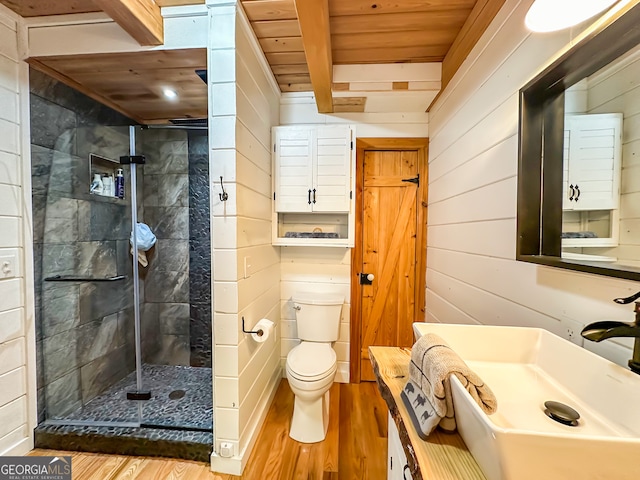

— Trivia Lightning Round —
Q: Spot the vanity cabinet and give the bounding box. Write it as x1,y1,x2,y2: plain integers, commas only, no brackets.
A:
388,413,413,480
272,125,355,247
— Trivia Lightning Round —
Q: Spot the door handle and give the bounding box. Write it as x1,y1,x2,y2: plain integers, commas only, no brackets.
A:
359,273,374,285
308,189,312,204
569,184,575,201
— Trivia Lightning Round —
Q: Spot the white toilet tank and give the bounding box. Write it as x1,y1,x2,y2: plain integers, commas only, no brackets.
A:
292,293,343,342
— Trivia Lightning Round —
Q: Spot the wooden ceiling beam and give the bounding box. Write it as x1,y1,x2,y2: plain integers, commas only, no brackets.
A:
441,0,506,92
294,0,333,113
94,0,164,46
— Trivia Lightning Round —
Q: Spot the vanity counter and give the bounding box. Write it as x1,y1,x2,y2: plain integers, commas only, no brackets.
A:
369,346,486,480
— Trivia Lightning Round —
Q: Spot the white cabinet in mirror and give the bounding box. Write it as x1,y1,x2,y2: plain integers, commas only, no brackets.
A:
561,43,640,267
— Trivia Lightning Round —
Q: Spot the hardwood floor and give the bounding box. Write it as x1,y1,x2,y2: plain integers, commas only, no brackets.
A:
29,379,389,479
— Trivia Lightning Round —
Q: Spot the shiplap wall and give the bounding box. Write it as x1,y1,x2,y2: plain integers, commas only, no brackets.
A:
279,101,428,382
208,1,281,475
586,45,640,265
280,247,351,382
0,4,35,456
427,0,640,367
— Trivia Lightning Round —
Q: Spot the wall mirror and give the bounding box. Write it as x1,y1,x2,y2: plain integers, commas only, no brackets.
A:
518,1,640,281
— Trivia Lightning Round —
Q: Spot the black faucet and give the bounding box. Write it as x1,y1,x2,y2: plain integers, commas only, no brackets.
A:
581,290,640,375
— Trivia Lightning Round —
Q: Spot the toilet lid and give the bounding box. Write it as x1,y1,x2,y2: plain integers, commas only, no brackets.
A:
287,343,336,378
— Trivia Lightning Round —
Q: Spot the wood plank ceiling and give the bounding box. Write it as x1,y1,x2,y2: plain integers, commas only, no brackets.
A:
0,0,202,17
0,0,505,119
241,0,477,93
28,49,208,124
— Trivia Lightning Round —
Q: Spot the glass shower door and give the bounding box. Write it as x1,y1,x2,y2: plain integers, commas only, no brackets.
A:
38,124,142,428
135,125,213,434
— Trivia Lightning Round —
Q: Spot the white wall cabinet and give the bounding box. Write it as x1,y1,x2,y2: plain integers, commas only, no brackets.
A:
563,113,622,211
562,113,623,249
388,413,413,480
272,125,355,247
274,125,353,213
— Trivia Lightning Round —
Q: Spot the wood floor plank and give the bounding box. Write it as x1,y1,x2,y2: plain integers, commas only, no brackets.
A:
28,380,389,480
241,380,292,479
322,383,340,474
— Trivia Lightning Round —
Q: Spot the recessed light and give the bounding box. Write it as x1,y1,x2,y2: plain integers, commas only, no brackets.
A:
163,88,178,99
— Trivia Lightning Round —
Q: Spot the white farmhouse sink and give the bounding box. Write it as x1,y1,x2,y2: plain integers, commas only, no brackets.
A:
413,323,640,480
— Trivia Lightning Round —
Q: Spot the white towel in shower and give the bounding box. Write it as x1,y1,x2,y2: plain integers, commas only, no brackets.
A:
130,222,156,267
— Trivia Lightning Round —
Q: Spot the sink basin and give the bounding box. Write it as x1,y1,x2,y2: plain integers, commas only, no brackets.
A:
413,323,640,480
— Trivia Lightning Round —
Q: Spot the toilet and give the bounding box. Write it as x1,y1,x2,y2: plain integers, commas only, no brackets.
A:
285,292,343,443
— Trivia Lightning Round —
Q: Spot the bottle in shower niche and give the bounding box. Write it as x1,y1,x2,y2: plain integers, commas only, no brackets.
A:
115,168,125,199
90,173,103,195
102,174,114,197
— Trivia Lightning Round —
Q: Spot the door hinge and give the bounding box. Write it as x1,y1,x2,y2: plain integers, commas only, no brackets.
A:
350,141,353,150
273,192,276,201
273,144,276,153
402,174,419,186
350,191,353,200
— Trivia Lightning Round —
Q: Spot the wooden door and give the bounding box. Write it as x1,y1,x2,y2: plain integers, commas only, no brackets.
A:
360,149,420,381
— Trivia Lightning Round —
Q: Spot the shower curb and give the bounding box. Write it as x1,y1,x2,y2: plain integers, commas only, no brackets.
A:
34,424,213,462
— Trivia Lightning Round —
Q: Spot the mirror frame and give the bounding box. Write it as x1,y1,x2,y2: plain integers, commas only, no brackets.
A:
517,1,640,282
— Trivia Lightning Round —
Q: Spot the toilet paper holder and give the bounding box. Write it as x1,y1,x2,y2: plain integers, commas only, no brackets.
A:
242,316,264,337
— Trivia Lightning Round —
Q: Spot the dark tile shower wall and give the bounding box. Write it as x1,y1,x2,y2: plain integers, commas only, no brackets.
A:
30,69,136,422
187,131,211,367
140,129,191,365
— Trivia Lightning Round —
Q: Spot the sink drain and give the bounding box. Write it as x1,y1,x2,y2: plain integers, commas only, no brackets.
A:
169,389,186,400
544,400,580,426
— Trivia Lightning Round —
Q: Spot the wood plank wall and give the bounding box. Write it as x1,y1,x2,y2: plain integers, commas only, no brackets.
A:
0,4,33,456
427,0,638,368
279,95,429,380
209,4,282,474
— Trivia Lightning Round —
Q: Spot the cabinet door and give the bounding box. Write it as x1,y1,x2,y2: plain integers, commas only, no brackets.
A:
274,127,313,212
565,113,622,211
387,413,412,480
313,126,352,212
562,129,571,210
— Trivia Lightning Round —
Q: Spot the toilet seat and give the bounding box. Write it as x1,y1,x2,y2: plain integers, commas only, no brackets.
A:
286,342,337,382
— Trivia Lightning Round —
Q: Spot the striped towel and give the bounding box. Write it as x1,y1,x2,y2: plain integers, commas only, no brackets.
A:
408,332,497,433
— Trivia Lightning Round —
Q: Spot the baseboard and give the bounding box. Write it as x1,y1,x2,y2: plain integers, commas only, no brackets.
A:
2,437,33,456
210,367,281,476
335,362,350,383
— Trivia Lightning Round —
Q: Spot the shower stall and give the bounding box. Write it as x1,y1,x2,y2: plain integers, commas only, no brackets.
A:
30,69,212,460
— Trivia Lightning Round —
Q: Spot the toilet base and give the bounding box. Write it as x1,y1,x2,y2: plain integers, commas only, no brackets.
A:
289,390,330,443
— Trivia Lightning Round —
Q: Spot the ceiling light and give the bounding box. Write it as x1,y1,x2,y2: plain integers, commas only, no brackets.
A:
163,88,178,99
525,0,619,32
